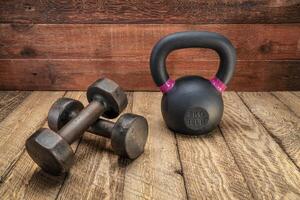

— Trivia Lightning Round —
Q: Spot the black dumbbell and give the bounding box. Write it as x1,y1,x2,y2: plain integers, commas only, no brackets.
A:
26,78,128,175
48,97,148,160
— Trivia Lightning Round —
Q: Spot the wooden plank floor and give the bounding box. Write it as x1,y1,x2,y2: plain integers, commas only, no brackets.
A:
0,91,299,200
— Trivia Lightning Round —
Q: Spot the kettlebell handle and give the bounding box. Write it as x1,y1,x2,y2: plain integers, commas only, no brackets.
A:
150,31,236,93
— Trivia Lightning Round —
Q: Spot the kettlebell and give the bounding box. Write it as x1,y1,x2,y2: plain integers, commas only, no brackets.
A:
150,31,236,135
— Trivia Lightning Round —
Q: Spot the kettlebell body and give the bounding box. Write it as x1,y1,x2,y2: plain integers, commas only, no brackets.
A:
150,32,236,135
162,76,223,134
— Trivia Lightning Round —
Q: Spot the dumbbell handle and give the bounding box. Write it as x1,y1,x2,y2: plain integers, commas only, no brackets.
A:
87,119,114,138
68,108,113,138
58,100,105,144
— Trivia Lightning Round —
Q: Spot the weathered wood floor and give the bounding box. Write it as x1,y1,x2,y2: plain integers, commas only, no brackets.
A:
0,91,299,200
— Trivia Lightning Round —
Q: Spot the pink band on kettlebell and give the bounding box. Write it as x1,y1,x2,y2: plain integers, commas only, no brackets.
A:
159,79,175,93
210,77,227,92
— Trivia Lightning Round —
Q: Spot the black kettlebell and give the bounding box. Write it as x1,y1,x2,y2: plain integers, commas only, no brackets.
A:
150,31,236,135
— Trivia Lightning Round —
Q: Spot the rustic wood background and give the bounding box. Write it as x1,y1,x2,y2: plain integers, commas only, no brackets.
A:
0,1,299,91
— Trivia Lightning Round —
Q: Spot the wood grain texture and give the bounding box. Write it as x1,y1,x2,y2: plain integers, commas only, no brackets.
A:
176,129,253,199
0,91,64,182
0,60,299,91
0,153,66,200
0,91,31,122
123,92,186,200
0,24,299,60
292,92,300,97
238,92,300,169
0,0,299,24
0,91,299,199
272,92,300,117
1,24,299,91
0,92,84,199
220,92,300,199
56,92,133,200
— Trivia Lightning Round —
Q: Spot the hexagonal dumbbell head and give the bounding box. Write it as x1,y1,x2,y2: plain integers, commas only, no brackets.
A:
25,128,74,175
110,113,148,159
87,78,128,119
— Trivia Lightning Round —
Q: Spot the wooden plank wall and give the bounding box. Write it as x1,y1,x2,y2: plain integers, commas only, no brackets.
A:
0,1,299,91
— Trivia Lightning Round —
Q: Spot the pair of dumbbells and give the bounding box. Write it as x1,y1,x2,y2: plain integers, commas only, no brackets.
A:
26,78,148,175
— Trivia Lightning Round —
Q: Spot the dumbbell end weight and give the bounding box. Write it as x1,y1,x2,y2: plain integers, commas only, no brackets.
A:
25,128,74,175
111,114,148,159
48,98,84,132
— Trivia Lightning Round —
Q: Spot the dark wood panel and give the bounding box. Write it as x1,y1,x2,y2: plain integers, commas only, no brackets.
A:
1,24,299,60
0,0,299,24
0,59,299,91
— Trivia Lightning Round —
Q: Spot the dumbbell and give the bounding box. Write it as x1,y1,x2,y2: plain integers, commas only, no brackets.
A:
47,97,148,160
26,78,128,175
